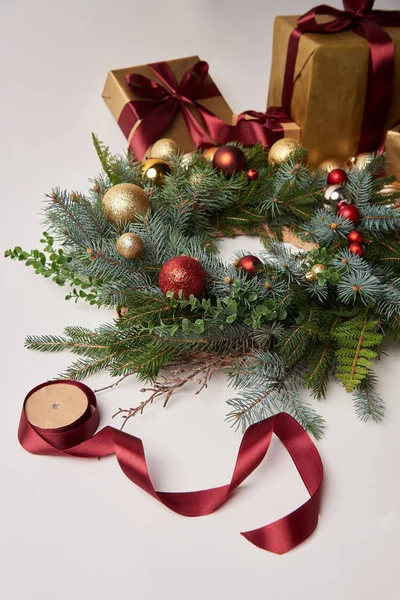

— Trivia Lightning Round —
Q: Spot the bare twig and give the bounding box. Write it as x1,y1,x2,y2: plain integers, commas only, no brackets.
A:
112,355,233,430
94,373,134,393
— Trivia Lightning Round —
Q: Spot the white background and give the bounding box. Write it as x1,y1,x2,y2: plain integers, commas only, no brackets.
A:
1,1,400,598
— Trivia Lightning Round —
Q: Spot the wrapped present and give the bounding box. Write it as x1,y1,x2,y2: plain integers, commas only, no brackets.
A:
267,2,400,166
102,56,233,158
385,123,400,184
232,109,301,146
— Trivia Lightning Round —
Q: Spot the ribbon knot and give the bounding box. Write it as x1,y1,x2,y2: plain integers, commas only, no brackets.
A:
232,106,293,147
118,60,231,158
281,1,400,151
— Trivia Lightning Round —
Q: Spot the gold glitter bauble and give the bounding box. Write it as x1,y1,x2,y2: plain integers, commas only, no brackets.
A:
346,152,374,170
318,158,347,171
202,147,219,163
305,263,328,281
141,158,172,185
268,138,306,165
150,138,180,160
115,233,144,259
102,183,150,225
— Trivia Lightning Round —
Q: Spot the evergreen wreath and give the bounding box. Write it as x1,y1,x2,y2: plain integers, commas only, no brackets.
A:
6,136,400,438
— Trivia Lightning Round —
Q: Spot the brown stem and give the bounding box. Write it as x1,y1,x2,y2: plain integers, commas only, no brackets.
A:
112,355,233,430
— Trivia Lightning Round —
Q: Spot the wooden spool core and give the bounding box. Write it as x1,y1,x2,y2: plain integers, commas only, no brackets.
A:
25,383,89,430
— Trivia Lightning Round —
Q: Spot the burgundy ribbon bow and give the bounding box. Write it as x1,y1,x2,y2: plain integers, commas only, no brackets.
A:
18,380,323,555
234,106,293,147
118,60,231,158
281,0,400,152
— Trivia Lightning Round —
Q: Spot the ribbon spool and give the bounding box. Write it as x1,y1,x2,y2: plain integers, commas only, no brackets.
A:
19,380,323,554
25,382,90,430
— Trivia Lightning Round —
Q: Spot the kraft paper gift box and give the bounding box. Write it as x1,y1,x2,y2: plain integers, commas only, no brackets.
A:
102,55,233,157
267,15,400,166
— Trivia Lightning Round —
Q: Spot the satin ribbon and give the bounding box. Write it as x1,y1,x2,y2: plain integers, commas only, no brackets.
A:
118,60,232,158
233,106,293,147
280,0,400,152
18,380,323,554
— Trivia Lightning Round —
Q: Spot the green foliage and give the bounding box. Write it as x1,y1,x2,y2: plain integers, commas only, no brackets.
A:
8,136,400,432
4,232,103,305
332,312,383,392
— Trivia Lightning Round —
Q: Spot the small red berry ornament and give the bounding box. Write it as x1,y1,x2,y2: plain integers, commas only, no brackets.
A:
247,167,259,181
237,255,262,276
348,242,365,257
213,145,246,175
337,203,360,224
327,168,348,186
347,230,364,244
159,256,206,299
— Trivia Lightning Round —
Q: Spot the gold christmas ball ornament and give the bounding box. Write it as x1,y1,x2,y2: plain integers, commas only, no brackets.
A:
202,147,219,163
115,232,144,260
141,158,172,185
377,182,400,208
268,138,307,165
150,138,180,160
318,158,347,171
346,152,374,170
305,263,328,281
102,183,150,226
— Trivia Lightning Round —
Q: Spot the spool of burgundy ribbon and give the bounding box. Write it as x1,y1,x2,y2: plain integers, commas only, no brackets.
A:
18,380,323,554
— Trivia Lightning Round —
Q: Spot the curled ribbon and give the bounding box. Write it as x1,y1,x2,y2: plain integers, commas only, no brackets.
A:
281,0,400,152
118,60,231,159
18,380,323,554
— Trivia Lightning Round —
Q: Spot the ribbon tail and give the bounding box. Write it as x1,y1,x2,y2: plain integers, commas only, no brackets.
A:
122,101,179,159
180,104,229,148
356,19,396,151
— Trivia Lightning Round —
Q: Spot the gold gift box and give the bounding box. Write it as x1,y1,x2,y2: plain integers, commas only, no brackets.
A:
232,113,301,141
102,56,233,156
267,16,400,166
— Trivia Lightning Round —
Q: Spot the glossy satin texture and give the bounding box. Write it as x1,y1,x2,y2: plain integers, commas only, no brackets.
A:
118,60,231,159
18,380,323,555
280,1,400,153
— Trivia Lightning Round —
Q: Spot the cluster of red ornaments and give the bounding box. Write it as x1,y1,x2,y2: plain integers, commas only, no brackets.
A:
326,168,365,257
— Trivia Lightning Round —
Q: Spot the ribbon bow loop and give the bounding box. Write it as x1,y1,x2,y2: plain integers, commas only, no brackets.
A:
119,60,231,159
343,0,375,13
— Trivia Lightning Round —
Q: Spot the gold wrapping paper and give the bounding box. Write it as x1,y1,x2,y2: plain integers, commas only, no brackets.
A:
267,16,400,166
385,125,400,183
232,113,301,140
102,56,233,155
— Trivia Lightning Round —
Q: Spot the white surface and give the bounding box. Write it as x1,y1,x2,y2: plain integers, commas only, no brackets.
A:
1,1,400,599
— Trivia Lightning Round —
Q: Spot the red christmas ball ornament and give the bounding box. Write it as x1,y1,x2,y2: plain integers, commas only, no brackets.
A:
159,256,206,299
347,230,364,244
337,203,360,224
213,145,246,175
348,242,365,257
247,167,259,181
237,255,262,276
327,168,348,186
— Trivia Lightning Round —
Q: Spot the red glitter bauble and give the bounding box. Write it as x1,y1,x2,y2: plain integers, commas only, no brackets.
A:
347,230,364,244
247,167,259,181
213,145,246,175
337,203,360,224
327,168,348,186
348,242,365,257
237,255,262,276
159,256,206,298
